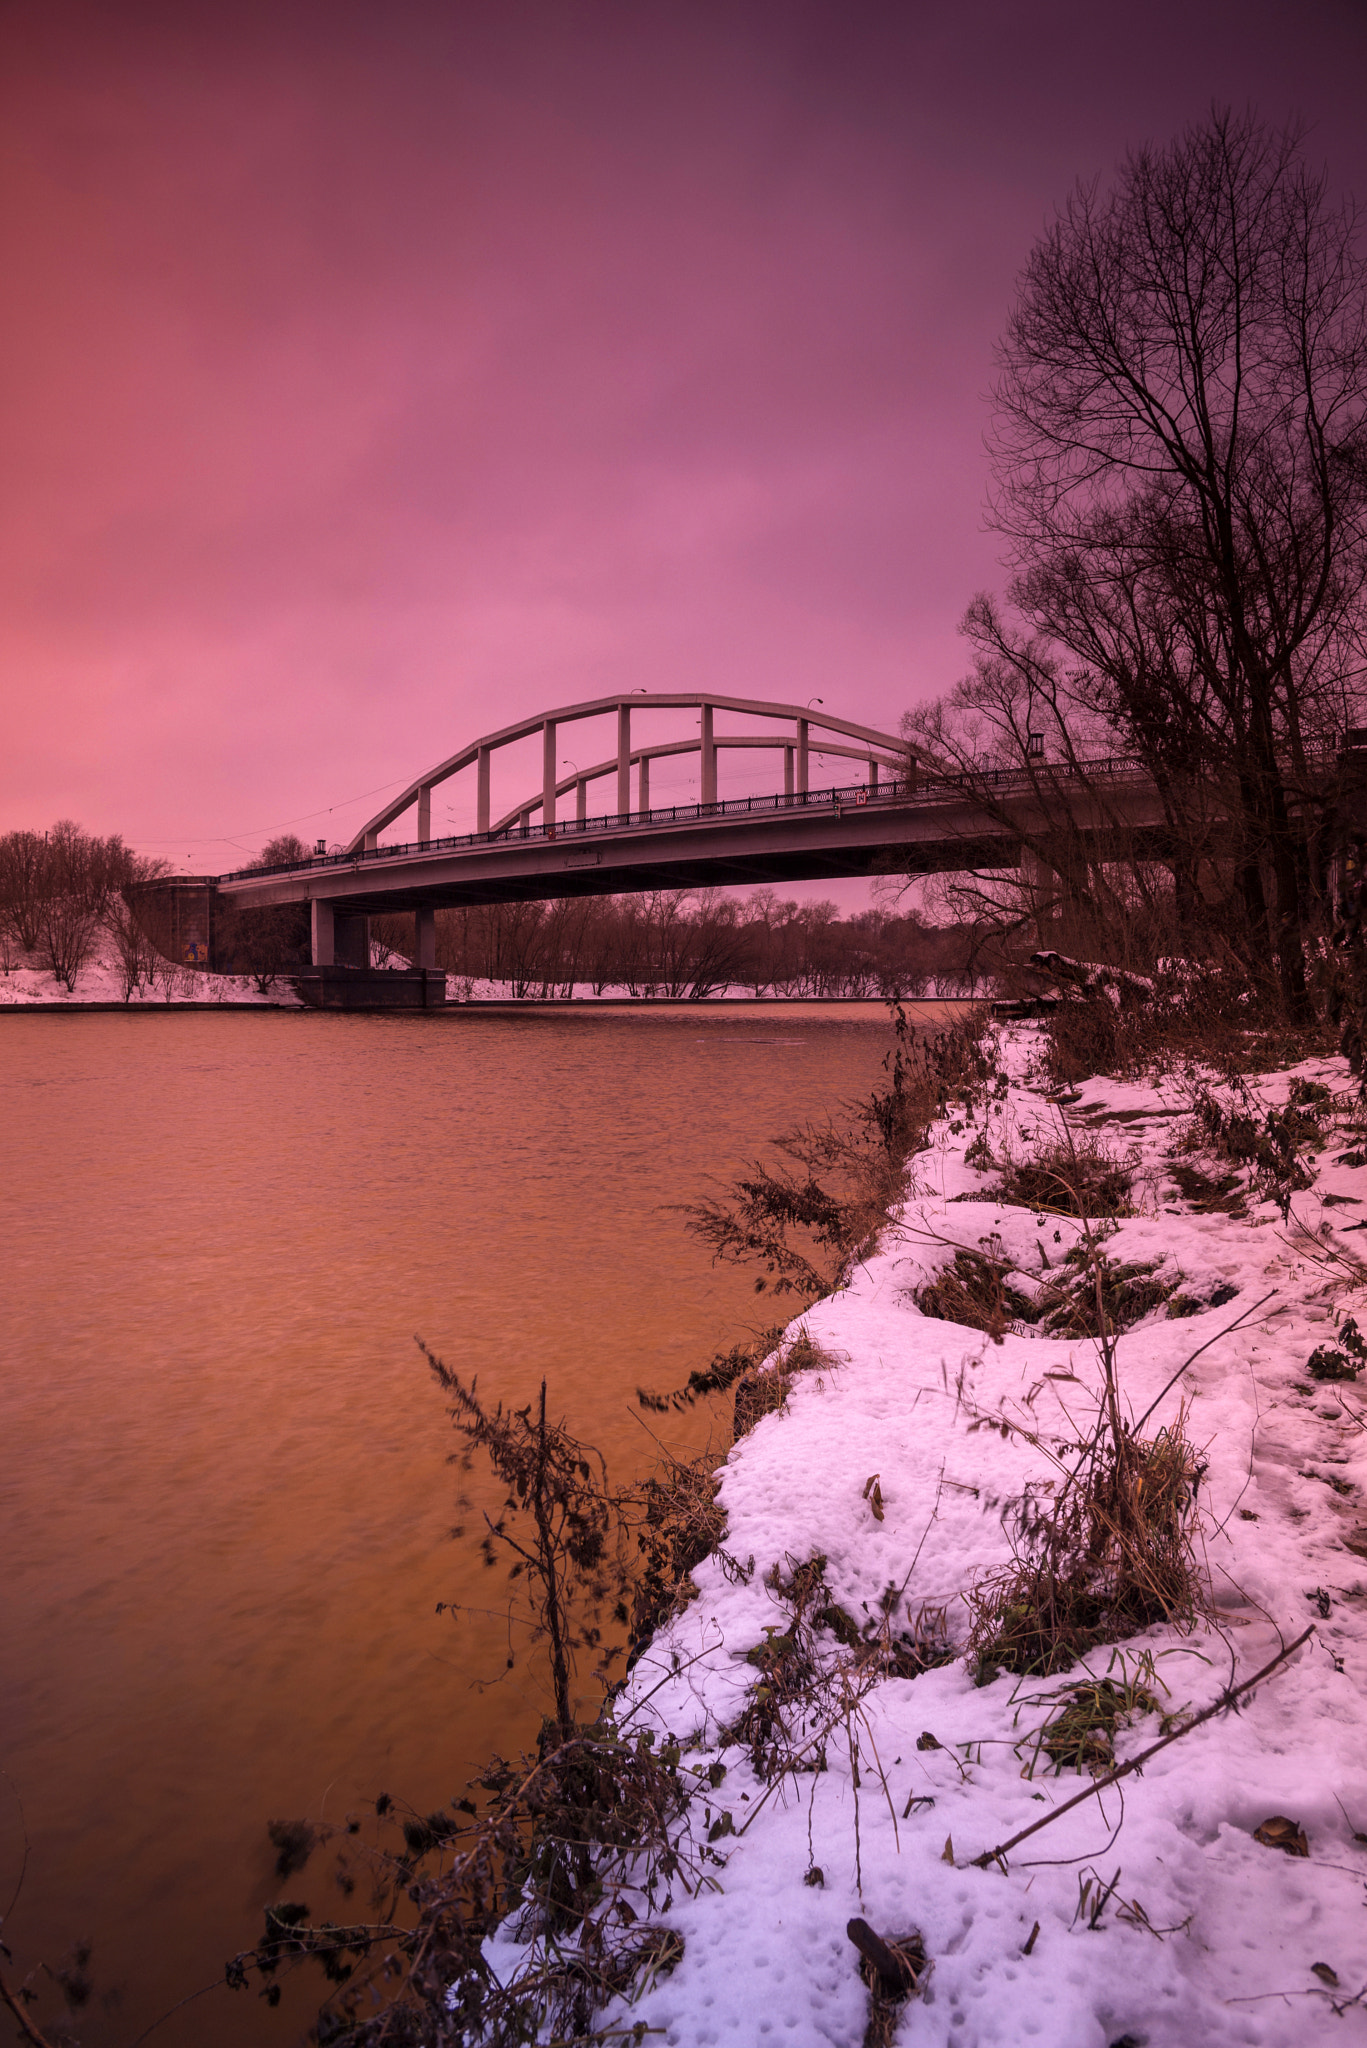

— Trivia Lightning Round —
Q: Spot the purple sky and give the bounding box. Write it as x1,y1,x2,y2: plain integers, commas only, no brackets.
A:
4,0,1367,880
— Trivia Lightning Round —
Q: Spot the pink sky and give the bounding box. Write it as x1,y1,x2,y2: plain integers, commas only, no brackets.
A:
3,0,1366,882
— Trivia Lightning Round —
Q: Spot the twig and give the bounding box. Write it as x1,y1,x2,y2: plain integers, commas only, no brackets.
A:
0,1968,58,2048
124,1977,223,2048
969,1624,1314,1870
1132,1290,1278,1434
1,1775,30,1927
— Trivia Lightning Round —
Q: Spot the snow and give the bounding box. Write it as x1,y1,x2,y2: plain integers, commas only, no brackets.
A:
440,979,970,1002
0,933,299,1004
605,1021,1367,2045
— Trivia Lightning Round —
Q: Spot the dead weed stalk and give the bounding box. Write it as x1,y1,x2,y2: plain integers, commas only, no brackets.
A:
222,1355,747,2047
965,1129,1208,1677
680,1008,994,1303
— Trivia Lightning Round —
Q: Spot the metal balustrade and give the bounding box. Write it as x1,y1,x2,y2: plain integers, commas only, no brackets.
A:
217,753,1151,884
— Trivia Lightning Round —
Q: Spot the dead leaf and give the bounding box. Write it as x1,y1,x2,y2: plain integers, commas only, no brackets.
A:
1253,1815,1309,1857
941,1834,955,1864
1312,1962,1340,1988
862,1473,885,1521
916,1731,941,1751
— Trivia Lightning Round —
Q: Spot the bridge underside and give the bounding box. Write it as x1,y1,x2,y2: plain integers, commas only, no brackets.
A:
214,776,1187,977
311,832,1030,915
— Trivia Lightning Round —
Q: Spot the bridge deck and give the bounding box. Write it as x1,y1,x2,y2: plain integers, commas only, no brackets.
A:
216,760,1165,916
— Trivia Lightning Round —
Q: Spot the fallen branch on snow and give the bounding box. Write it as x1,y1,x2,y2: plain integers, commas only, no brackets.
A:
968,1624,1316,1870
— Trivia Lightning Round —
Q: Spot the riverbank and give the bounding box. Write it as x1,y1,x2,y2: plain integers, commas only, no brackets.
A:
599,1017,1367,2046
0,927,982,1012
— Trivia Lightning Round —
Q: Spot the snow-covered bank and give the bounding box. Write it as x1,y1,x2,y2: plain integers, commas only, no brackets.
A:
612,1021,1367,2046
0,932,300,1004
440,977,978,1002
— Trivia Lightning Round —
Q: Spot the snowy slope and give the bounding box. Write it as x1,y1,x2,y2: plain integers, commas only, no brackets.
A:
0,933,300,1004
611,1022,1367,2047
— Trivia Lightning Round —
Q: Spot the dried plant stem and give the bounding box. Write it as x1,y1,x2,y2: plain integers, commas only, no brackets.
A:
969,1624,1315,1870
0,1967,58,2048
1132,1289,1278,1435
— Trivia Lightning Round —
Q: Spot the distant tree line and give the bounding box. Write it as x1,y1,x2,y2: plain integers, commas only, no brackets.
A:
372,888,988,999
0,822,987,1000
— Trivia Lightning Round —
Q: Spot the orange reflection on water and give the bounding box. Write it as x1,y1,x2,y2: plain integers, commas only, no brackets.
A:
0,1005,916,2044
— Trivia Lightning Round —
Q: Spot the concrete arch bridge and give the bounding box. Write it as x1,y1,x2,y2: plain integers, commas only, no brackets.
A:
215,691,1164,974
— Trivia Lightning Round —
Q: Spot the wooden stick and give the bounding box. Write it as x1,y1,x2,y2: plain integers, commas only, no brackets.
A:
969,1625,1315,1870
846,1917,915,1991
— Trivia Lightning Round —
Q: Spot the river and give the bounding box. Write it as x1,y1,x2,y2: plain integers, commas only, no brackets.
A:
0,1004,946,2045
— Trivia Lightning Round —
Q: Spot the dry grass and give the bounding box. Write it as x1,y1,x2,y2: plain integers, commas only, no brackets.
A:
731,1329,832,1440
630,1452,728,1649
1017,1663,1164,1778
994,1128,1135,1217
1036,1251,1179,1339
967,1414,1204,1677
855,1927,929,2048
682,1009,997,1304
916,1249,1039,1342
1040,974,1340,1088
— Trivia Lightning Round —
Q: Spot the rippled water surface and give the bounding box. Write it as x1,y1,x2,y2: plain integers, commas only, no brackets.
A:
0,1005,931,2044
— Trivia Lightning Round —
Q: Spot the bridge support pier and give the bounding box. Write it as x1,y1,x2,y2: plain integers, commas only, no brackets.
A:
1020,844,1060,945
311,899,334,966
334,913,370,968
414,906,436,971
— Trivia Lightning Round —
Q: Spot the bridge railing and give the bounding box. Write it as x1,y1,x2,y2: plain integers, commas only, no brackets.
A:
217,753,1151,882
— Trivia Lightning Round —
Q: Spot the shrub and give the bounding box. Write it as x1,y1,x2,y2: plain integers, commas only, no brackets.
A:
968,1416,1204,1677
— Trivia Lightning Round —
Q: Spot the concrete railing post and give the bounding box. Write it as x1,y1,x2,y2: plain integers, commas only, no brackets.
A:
784,745,794,799
417,785,431,847
576,779,587,823
638,753,650,811
617,704,631,817
797,720,809,795
700,704,717,805
477,746,491,834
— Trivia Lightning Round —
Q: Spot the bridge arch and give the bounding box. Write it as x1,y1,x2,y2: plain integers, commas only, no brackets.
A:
347,692,910,853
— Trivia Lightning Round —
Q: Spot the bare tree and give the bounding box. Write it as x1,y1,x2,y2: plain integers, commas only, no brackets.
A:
104,857,172,1001
0,830,51,953
975,107,1367,1013
24,822,136,990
